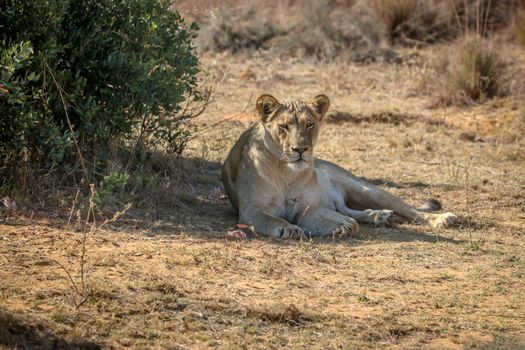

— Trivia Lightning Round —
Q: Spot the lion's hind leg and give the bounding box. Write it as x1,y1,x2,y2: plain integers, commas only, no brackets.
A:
341,176,458,228
337,206,393,227
317,160,458,228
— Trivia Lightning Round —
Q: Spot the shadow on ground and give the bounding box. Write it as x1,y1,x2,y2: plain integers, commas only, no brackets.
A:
0,308,101,350
117,158,467,245
1,157,469,246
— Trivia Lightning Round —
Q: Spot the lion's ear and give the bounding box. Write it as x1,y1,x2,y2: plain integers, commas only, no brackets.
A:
308,94,330,120
256,94,280,122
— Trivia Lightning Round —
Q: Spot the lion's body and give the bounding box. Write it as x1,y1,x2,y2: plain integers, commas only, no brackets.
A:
222,95,457,238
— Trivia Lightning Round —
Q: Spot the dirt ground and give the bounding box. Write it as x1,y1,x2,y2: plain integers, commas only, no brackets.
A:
1,46,525,349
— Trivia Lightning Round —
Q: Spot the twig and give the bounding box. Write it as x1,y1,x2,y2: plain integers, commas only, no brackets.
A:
189,93,254,139
97,203,132,230
42,57,91,187
78,229,89,308
47,257,81,296
287,204,311,242
67,189,80,226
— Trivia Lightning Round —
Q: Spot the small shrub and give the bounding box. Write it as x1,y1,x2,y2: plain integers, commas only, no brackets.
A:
290,0,342,60
452,0,518,36
450,37,505,101
93,173,130,207
371,0,417,40
514,5,525,46
197,4,281,53
372,0,463,45
433,36,506,106
287,0,382,62
371,0,518,45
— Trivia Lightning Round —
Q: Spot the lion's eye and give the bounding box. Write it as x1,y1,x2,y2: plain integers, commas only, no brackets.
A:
279,124,289,132
306,123,315,130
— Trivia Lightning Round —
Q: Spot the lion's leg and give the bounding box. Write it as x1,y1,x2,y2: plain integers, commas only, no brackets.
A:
240,206,304,239
299,207,359,237
337,207,393,226
343,178,457,228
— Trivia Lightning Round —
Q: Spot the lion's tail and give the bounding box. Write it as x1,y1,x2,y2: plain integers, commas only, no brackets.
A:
416,199,443,212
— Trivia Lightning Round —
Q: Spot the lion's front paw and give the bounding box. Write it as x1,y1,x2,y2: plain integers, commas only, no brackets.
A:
332,217,359,238
273,224,304,239
429,212,458,228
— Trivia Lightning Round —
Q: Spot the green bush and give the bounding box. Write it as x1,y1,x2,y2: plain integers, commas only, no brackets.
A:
0,0,200,194
93,172,130,206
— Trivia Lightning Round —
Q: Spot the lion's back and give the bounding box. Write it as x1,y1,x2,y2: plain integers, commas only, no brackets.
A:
222,126,255,212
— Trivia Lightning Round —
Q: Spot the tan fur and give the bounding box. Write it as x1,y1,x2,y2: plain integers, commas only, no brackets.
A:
222,94,458,238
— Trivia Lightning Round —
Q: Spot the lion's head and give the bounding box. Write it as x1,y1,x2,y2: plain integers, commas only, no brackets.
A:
255,94,330,171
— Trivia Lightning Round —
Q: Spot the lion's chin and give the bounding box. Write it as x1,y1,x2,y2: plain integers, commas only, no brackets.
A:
286,160,311,172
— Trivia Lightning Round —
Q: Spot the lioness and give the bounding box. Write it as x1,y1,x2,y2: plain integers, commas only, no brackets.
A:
222,94,458,238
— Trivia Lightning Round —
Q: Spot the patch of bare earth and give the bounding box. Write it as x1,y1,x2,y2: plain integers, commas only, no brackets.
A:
1,46,525,348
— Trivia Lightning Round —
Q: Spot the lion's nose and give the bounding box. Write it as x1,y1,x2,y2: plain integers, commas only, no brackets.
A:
292,147,309,155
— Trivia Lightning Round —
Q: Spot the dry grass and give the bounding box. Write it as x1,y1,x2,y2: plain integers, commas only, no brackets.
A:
195,3,282,53
186,0,385,62
188,0,521,60
1,44,525,348
452,0,519,36
514,5,525,46
371,0,520,46
285,0,343,61
287,0,384,62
